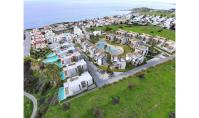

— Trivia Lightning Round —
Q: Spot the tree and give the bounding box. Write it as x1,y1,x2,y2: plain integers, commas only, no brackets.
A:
92,108,104,118
63,102,70,111
106,65,113,75
135,72,145,79
44,64,62,87
128,83,135,90
112,96,120,105
169,112,175,118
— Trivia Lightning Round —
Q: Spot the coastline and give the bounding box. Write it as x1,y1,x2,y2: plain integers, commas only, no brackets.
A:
24,10,131,30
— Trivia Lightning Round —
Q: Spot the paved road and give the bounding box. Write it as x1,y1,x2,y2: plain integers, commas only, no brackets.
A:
24,92,37,118
24,32,31,57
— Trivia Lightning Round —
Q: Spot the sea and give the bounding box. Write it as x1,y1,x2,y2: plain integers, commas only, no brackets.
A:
24,0,175,29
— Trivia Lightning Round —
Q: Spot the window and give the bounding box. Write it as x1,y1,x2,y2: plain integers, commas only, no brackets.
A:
81,81,87,88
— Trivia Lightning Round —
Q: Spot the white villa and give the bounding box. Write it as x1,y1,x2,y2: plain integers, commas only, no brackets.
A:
62,71,93,99
111,56,126,69
73,26,83,36
162,40,175,53
60,51,82,66
93,50,107,66
126,52,145,66
62,59,87,78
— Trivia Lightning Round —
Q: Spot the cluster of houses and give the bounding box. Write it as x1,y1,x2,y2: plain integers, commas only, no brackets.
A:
130,14,175,30
100,29,175,69
105,30,149,69
53,40,94,101
70,26,175,70
108,29,175,53
25,9,176,101
30,29,47,49
29,27,95,101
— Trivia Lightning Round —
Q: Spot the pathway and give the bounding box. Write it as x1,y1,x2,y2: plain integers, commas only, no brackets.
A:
24,92,37,118
24,32,31,57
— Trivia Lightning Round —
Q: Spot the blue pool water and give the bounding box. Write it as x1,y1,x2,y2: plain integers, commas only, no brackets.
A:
96,40,123,55
46,52,56,58
56,61,63,68
58,87,65,101
43,53,59,64
60,71,65,80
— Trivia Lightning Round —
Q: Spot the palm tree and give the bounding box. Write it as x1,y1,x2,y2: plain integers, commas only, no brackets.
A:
44,63,62,87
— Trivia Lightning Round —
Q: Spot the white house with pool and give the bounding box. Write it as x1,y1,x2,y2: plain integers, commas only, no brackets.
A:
62,59,87,79
58,71,94,101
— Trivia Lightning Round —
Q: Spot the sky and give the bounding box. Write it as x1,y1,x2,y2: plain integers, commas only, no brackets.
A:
24,0,175,3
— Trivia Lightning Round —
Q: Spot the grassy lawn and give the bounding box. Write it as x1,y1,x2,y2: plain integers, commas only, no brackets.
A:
93,24,175,41
24,96,33,118
44,60,175,118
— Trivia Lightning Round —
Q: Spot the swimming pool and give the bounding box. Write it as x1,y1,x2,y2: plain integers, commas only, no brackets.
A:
96,40,124,55
56,61,63,68
60,71,65,80
43,53,59,64
46,52,56,58
58,87,65,101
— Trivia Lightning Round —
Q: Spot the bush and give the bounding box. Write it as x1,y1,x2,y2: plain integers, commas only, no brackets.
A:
35,110,43,118
92,107,104,118
135,72,145,79
112,96,120,105
39,97,46,105
47,92,58,105
41,82,51,95
128,83,135,90
63,102,70,111
169,112,175,118
150,31,154,33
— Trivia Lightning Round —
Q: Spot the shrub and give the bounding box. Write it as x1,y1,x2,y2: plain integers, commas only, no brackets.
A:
135,72,145,79
128,83,135,90
92,107,104,118
63,102,70,111
41,82,51,95
169,112,175,118
150,31,154,33
112,96,120,105
39,97,46,105
35,110,43,118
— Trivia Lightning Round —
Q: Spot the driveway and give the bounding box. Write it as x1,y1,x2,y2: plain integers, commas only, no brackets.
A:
24,92,37,118
24,32,31,57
